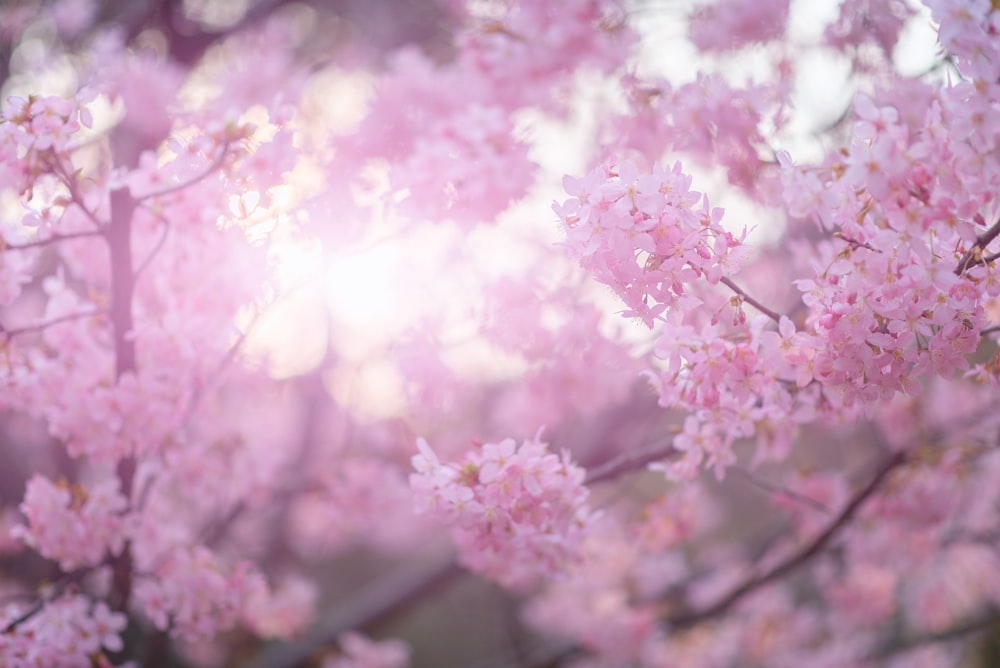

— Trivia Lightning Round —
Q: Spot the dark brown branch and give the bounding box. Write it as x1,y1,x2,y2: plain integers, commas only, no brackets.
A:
666,449,907,629
955,218,1000,275
720,276,783,323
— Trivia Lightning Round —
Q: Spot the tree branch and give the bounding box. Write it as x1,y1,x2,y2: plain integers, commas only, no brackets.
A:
2,230,104,252
666,449,907,629
133,219,170,284
246,553,461,668
50,159,105,230
981,323,1000,338
135,140,231,202
872,606,1000,658
955,218,1000,275
0,569,88,634
106,186,138,614
584,441,678,485
0,310,106,340
729,466,831,514
720,276,783,323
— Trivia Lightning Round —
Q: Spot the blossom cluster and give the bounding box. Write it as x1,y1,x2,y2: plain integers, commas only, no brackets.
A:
556,159,747,325
0,596,127,667
12,475,128,571
343,0,633,225
4,0,1000,665
133,546,255,642
687,0,790,52
0,94,91,195
410,434,591,589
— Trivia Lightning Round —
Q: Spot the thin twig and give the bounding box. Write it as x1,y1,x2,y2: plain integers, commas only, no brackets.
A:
584,441,678,485
720,276,783,323
729,466,831,514
1,569,87,633
50,158,105,230
136,141,231,202
3,229,103,251
133,219,170,284
955,218,1000,275
871,606,1000,658
1,309,106,339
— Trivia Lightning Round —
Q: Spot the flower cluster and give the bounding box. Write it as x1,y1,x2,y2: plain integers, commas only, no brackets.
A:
556,160,747,326
133,546,256,642
0,94,91,195
342,0,632,226
410,434,591,589
688,0,790,52
0,596,126,666
458,0,631,107
12,475,128,571
392,104,535,223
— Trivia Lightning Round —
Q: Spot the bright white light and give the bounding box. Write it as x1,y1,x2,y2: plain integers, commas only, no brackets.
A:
324,243,407,339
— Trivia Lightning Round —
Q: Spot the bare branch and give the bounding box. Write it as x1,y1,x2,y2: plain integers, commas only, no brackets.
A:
872,606,1000,658
584,441,678,485
133,219,170,284
729,466,831,514
246,552,461,668
3,229,103,251
1,309,106,340
666,449,907,629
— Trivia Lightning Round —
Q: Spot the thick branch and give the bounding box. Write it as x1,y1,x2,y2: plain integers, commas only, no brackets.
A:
107,186,138,613
666,449,907,629
108,188,137,379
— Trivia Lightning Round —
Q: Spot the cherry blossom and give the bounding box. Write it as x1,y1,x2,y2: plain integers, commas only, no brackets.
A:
1,0,1000,665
